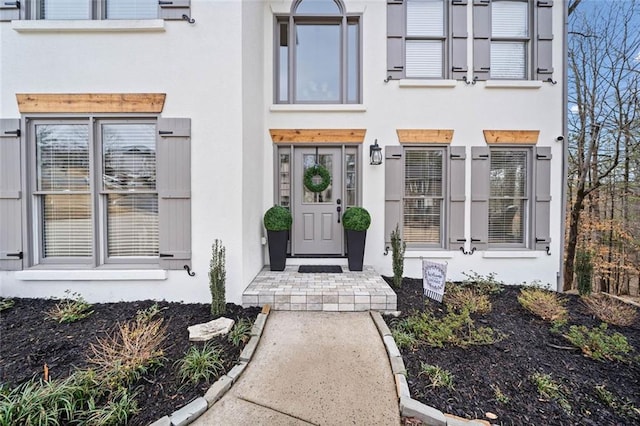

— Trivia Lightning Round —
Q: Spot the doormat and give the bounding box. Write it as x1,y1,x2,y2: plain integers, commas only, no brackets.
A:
298,265,343,273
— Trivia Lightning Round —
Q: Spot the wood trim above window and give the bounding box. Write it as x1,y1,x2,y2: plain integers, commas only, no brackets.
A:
16,94,166,113
270,129,366,144
397,129,454,144
483,130,539,144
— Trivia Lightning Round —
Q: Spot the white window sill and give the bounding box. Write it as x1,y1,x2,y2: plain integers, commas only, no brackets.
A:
484,80,543,89
12,19,165,33
405,251,455,259
482,251,542,259
15,269,167,281
270,104,367,112
398,79,457,88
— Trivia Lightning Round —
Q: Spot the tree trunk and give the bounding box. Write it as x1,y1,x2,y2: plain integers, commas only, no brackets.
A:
564,191,585,291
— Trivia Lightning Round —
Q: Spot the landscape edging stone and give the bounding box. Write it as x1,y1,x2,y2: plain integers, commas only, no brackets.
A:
150,307,270,425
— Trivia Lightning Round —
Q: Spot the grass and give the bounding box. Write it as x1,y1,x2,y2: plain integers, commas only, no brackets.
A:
419,363,454,390
176,343,225,385
392,329,418,350
564,323,633,362
490,384,510,404
228,319,252,347
581,294,638,327
531,372,571,413
46,291,94,323
518,287,568,323
0,298,14,312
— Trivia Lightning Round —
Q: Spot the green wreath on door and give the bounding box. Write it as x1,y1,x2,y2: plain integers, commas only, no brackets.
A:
303,164,331,193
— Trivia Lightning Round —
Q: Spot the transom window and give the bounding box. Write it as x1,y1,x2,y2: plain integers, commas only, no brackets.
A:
403,148,445,247
488,149,528,246
490,0,530,79
275,0,361,104
32,119,158,264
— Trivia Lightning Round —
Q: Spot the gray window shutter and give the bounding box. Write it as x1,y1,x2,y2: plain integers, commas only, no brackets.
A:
385,145,403,247
157,118,191,270
448,146,466,249
158,0,190,20
470,146,489,250
0,119,23,270
451,0,468,80
387,0,405,80
535,0,554,80
472,0,491,81
534,147,552,250
0,0,21,21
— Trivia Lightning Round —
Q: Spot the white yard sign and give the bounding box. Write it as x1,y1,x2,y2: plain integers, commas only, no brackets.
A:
422,260,447,302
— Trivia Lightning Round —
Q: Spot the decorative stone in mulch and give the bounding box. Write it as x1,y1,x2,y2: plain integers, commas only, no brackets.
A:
187,317,235,341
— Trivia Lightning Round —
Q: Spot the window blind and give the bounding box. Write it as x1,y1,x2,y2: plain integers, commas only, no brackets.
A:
491,1,528,38
406,40,444,78
106,0,157,19
43,195,92,257
36,124,89,192
42,0,91,20
489,151,527,244
107,194,158,257
407,0,444,37
404,150,443,244
491,42,526,79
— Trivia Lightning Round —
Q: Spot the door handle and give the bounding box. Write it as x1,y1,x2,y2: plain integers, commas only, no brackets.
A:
337,205,342,223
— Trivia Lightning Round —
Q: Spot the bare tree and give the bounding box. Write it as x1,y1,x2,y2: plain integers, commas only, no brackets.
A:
564,1,640,291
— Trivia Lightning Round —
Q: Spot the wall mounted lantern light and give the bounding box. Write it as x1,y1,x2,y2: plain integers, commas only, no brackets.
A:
369,139,383,165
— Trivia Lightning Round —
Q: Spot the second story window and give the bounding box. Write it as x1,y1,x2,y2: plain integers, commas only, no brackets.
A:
16,0,190,21
490,0,529,79
275,0,361,104
405,0,446,78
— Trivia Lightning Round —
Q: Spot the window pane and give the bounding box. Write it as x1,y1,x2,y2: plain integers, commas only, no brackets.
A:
345,153,357,207
106,0,157,19
406,40,443,78
407,0,444,37
295,24,340,102
295,0,341,14
36,124,89,192
404,199,442,244
490,151,527,198
103,124,156,191
303,154,333,203
42,0,90,19
491,42,526,79
107,194,158,257
278,22,289,103
42,194,92,257
489,151,527,244
347,22,359,103
492,1,528,37
279,153,291,208
405,150,443,197
404,150,443,245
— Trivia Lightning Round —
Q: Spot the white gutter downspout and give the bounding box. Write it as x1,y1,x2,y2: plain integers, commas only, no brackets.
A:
558,0,569,292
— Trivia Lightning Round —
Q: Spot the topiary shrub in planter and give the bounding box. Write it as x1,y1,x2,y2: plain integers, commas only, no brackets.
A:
263,205,292,271
342,207,371,271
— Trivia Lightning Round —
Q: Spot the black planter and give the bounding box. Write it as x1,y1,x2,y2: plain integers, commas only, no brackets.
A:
346,229,366,271
267,230,288,271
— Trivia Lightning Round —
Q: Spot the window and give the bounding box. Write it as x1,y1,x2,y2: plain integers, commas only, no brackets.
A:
385,145,466,250
275,0,361,104
386,0,468,81
473,0,554,81
32,119,158,264
470,146,551,251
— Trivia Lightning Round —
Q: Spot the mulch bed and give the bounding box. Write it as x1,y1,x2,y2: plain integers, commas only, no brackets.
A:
0,299,260,426
384,276,640,425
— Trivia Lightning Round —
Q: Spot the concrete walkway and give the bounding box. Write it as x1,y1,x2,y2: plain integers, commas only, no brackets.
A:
193,311,400,425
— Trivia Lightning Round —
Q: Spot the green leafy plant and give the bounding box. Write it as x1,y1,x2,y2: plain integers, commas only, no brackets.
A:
518,287,568,323
135,303,163,323
564,323,633,361
0,298,14,312
228,319,252,347
391,329,418,350
209,239,226,316
461,271,504,295
490,384,510,404
390,224,406,288
594,384,640,419
444,285,492,315
84,388,139,426
263,205,292,231
176,343,225,385
531,372,571,413
575,249,593,296
342,207,371,231
419,363,454,389
46,291,94,323
582,294,638,327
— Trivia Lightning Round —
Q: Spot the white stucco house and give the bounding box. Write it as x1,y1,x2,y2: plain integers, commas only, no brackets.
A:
0,0,567,304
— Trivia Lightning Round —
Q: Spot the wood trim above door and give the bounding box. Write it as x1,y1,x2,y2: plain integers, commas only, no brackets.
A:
270,129,366,144
397,129,454,144
16,93,166,113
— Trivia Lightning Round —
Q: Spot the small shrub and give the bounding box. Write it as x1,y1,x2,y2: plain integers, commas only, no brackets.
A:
135,303,163,323
594,384,640,419
176,343,225,385
392,329,418,351
575,249,593,296
84,388,139,426
342,207,371,231
263,205,292,231
228,319,252,346
564,323,633,362
419,363,454,389
444,285,492,314
210,239,226,316
582,294,638,327
461,271,504,295
0,298,14,312
518,287,568,323
490,384,510,404
47,291,94,323
390,224,406,288
531,372,571,413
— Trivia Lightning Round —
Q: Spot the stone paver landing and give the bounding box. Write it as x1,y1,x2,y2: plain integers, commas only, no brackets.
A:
242,265,397,311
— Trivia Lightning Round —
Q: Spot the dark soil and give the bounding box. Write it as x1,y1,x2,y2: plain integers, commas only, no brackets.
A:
0,298,260,426
384,277,640,426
